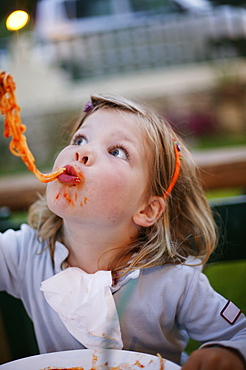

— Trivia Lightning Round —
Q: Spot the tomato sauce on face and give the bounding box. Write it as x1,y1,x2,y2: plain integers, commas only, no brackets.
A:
54,169,88,207
58,167,84,186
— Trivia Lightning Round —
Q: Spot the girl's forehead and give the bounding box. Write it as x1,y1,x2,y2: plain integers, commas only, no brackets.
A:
80,108,145,136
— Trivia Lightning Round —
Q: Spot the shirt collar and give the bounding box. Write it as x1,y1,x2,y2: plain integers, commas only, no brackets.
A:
53,241,69,274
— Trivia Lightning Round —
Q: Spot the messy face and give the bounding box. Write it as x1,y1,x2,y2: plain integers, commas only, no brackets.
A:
46,109,151,230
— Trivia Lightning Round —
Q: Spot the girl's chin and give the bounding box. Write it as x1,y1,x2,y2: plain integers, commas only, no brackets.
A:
47,193,87,217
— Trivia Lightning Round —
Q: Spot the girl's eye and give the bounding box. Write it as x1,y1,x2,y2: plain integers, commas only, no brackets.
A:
71,135,87,146
109,146,129,160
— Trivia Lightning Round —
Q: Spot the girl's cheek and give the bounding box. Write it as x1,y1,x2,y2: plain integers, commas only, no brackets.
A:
52,147,70,168
46,183,57,211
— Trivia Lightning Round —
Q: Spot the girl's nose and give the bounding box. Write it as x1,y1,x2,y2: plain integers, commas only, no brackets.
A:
74,146,94,166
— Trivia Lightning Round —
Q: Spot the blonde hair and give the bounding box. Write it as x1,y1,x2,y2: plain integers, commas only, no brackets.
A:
28,94,217,274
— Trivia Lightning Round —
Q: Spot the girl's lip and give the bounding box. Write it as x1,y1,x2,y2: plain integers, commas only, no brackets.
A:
57,165,82,185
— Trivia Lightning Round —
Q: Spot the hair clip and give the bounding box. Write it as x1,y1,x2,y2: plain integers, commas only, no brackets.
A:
163,141,182,198
83,101,94,114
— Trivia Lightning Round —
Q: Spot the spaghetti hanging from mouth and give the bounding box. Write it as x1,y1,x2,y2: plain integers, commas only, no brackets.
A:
0,70,65,183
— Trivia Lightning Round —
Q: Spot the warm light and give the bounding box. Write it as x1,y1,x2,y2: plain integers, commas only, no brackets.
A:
6,10,29,31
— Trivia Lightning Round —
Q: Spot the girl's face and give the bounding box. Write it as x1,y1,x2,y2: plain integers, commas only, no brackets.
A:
46,109,151,231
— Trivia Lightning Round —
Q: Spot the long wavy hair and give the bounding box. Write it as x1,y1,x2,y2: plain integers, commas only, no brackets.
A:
28,94,218,275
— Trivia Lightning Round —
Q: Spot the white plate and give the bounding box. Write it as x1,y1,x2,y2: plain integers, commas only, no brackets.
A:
0,349,181,370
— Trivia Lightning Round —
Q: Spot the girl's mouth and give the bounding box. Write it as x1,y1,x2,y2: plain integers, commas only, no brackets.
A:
57,165,82,185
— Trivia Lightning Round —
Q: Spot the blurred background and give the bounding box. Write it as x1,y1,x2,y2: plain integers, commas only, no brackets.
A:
0,0,246,364
0,0,246,203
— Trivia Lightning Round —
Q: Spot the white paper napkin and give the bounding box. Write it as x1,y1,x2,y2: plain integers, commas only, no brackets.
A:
40,267,123,349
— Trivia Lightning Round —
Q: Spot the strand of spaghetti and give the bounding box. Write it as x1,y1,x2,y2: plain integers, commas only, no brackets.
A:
156,353,165,370
0,71,65,183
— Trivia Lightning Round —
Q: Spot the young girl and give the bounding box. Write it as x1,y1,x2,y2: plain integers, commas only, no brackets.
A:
0,94,245,369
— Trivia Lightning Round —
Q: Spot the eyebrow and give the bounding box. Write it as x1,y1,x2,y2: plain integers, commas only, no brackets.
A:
109,131,138,145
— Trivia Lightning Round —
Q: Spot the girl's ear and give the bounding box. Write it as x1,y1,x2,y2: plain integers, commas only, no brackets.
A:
133,196,165,227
